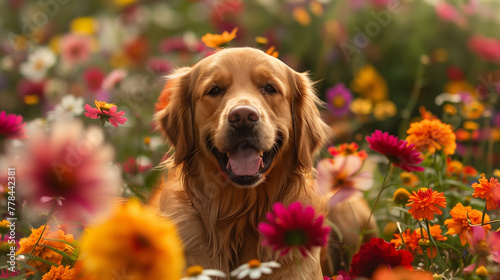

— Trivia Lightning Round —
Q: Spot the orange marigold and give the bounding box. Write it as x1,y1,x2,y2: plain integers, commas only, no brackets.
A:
42,265,74,280
471,173,500,211
391,229,418,254
406,119,457,156
201,27,238,49
414,225,447,258
407,188,447,220
17,225,74,274
444,203,491,245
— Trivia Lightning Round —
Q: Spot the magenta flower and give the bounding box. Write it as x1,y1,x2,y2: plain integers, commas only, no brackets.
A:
102,69,127,90
326,83,352,117
258,202,330,257
365,130,424,172
84,100,127,127
84,66,105,92
17,120,121,222
0,111,26,140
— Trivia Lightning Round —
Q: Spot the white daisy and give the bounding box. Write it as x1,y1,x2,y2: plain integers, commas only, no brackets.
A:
47,95,85,120
230,260,281,279
19,47,56,81
181,265,227,280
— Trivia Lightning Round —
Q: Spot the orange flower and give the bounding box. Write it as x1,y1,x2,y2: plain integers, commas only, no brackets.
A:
391,229,418,253
406,188,447,220
265,46,279,58
372,266,434,280
471,173,500,211
400,172,419,187
406,118,457,156
414,225,447,258
201,27,238,49
446,158,478,183
444,203,491,245
42,265,74,280
155,79,174,112
328,142,367,161
17,225,75,274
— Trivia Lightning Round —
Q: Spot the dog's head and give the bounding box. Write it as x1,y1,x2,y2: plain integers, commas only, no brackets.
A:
155,47,329,188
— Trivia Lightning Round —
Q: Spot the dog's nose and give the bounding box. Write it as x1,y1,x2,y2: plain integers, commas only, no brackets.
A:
228,105,260,128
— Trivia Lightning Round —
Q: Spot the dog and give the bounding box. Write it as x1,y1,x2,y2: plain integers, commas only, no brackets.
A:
151,47,376,279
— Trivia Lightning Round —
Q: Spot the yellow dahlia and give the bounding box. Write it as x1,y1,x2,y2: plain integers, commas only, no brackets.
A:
78,198,184,280
17,225,74,274
406,118,456,156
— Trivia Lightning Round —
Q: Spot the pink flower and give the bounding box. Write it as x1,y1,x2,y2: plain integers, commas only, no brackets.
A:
17,120,121,222
0,111,26,140
258,202,330,257
60,34,92,64
17,79,45,105
84,100,127,127
366,130,424,172
316,155,373,206
84,66,105,92
102,69,127,90
122,156,152,173
468,35,500,64
435,2,459,21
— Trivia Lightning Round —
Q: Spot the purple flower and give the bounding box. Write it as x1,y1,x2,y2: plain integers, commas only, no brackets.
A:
326,83,352,117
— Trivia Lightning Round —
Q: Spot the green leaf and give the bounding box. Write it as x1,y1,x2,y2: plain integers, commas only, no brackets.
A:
39,244,75,263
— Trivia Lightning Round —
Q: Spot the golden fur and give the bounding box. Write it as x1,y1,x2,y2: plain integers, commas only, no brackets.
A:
152,47,331,279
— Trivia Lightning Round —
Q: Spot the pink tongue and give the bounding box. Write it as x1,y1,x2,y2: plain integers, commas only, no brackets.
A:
227,143,263,176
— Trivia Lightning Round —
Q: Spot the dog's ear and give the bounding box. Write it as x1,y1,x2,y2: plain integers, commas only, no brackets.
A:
291,71,331,170
154,67,194,166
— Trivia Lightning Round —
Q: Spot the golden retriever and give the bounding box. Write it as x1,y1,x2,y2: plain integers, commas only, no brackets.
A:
151,47,375,279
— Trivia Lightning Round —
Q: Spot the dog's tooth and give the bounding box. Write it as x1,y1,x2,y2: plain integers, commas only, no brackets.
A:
259,150,264,158
226,160,230,169
260,158,264,168
227,152,230,157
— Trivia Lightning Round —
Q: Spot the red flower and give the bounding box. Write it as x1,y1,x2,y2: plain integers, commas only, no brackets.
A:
0,111,26,139
366,130,424,172
84,66,105,92
349,238,414,278
84,100,127,127
258,202,330,257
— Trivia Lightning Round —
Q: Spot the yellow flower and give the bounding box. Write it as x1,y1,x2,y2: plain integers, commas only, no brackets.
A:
461,100,485,119
17,225,75,274
94,100,116,112
310,0,324,16
79,198,184,280
393,188,411,206
201,27,238,49
373,100,397,120
443,104,457,115
463,121,479,131
49,35,61,54
293,7,311,26
494,169,500,178
351,64,388,102
400,172,419,187
70,17,97,35
476,265,489,277
406,118,457,156
444,80,474,94
255,36,268,45
42,265,74,280
432,48,448,63
113,0,136,7
349,98,372,115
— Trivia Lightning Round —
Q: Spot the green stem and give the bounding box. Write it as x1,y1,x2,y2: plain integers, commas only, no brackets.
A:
19,200,58,275
481,203,487,225
420,222,429,271
359,164,394,244
399,56,426,139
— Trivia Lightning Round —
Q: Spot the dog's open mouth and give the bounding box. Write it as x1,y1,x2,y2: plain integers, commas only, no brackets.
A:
207,137,282,186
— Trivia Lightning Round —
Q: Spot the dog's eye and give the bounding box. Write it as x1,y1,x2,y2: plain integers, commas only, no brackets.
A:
206,86,224,97
264,84,277,94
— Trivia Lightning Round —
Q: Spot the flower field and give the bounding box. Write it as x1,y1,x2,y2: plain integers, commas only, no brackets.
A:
1,0,500,279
